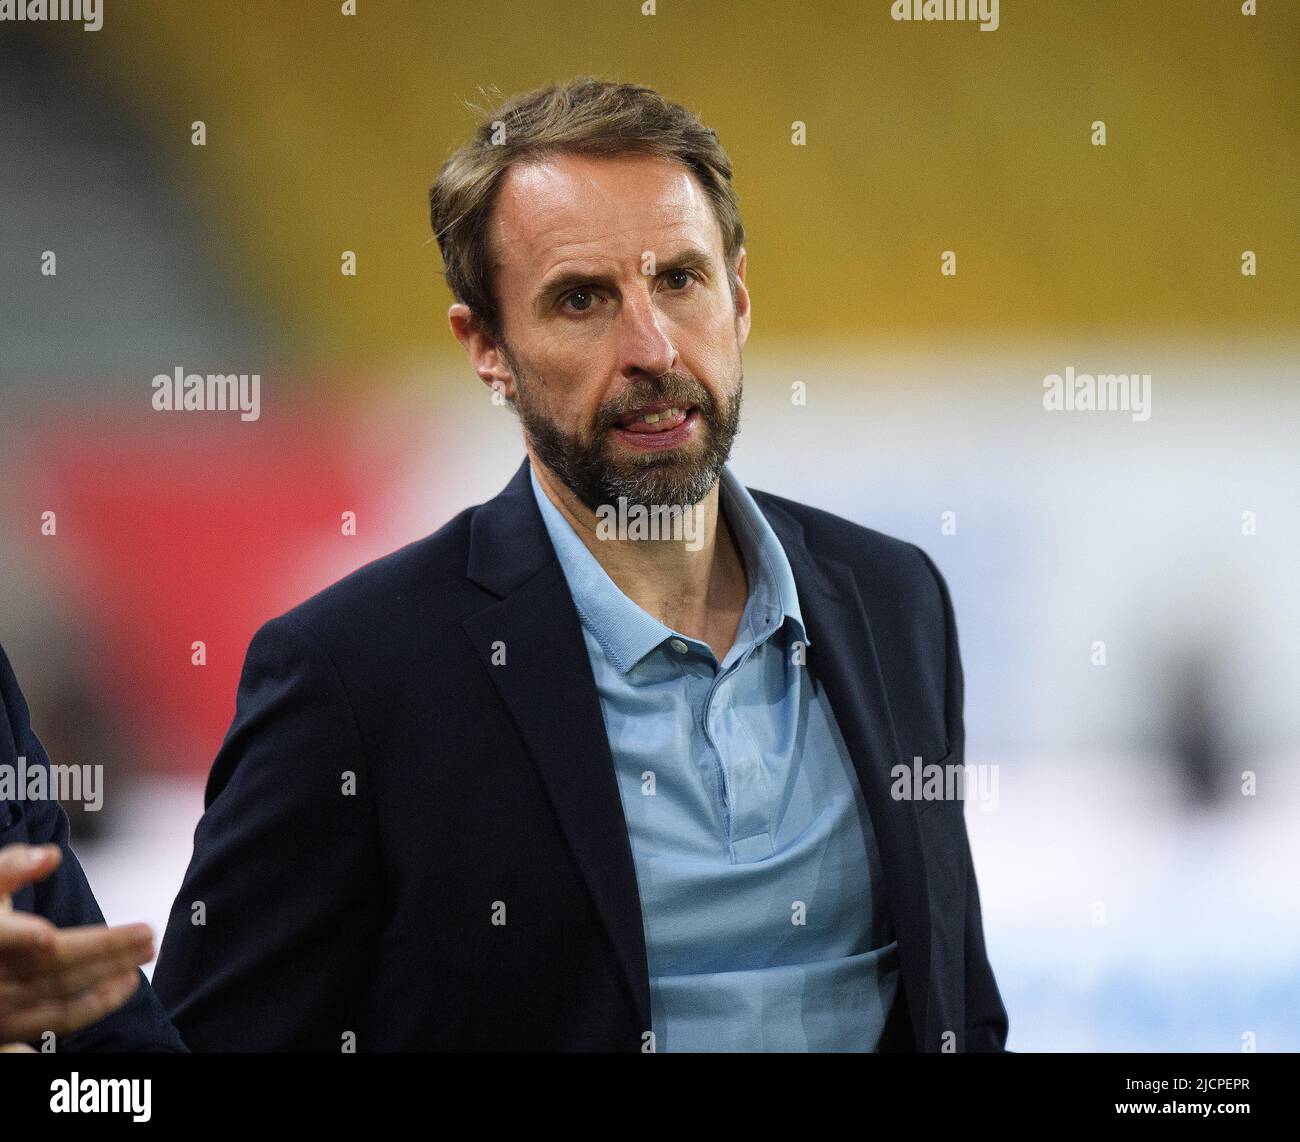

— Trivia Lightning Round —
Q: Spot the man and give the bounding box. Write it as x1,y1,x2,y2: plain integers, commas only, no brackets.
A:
153,77,1008,1052
0,644,185,1051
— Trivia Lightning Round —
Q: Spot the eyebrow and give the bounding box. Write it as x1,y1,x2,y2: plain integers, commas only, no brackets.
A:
533,247,717,316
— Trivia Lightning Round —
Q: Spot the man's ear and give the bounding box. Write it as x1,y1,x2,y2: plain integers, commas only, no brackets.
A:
732,247,751,347
448,304,516,400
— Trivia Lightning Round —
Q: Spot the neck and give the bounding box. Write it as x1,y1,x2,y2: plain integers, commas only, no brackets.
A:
529,450,749,650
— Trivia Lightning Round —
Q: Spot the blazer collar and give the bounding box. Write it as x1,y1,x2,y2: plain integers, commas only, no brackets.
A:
466,457,554,598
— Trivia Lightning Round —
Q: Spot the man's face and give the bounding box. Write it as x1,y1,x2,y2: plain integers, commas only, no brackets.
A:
482,151,750,512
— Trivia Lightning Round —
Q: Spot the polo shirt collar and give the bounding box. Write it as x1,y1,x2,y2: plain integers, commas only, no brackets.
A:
528,462,808,674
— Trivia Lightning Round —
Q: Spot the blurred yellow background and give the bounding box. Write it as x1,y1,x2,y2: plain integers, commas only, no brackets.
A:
54,0,1300,365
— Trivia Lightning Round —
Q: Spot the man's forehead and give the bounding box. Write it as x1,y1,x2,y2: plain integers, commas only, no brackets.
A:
490,153,719,271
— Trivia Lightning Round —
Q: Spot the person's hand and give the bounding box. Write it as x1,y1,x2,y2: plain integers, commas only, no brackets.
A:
0,842,154,1047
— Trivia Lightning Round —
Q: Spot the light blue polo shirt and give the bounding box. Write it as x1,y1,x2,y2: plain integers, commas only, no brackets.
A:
530,463,898,1051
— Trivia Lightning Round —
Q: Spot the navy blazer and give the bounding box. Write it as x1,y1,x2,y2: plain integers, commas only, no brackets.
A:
0,644,186,1052
153,458,1008,1052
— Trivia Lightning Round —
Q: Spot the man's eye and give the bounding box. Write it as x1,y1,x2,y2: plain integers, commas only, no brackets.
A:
665,269,694,290
562,290,596,312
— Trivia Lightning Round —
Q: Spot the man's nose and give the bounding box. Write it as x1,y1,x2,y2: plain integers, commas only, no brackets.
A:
615,287,677,379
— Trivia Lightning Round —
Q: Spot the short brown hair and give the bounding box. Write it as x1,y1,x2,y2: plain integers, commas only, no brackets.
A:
429,76,746,343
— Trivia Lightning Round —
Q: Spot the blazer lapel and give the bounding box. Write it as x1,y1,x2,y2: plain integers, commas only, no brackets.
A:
461,459,652,1033
757,492,933,1051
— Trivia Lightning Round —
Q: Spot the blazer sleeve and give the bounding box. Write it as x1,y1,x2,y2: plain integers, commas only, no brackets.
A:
914,547,1010,1053
151,614,383,1051
0,643,186,1052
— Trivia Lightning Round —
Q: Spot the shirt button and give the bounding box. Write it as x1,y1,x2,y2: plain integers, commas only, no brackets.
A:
669,638,689,654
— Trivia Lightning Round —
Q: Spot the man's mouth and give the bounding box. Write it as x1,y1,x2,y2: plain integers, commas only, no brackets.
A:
611,404,695,434
608,403,702,451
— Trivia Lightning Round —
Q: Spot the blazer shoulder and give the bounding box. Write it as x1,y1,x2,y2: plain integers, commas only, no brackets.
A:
0,642,19,741
262,502,484,649
748,486,939,586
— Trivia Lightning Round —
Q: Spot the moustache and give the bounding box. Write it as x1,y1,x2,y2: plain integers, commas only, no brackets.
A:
595,375,714,433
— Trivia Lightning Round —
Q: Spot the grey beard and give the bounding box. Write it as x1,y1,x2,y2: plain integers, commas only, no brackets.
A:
513,375,744,514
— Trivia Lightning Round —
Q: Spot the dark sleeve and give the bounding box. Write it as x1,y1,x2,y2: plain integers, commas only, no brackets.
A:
0,643,187,1052
914,548,1010,1053
151,615,382,1051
